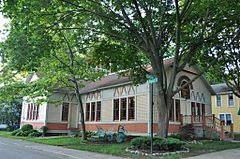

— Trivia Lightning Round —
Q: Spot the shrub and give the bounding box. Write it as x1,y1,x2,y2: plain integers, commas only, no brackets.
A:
130,136,185,151
11,129,22,136
21,124,33,132
179,124,195,140
28,131,42,137
131,136,151,149
78,131,96,138
41,126,48,136
168,133,182,140
234,134,240,141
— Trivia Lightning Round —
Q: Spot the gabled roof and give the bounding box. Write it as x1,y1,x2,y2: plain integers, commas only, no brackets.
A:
79,58,175,94
211,83,232,94
79,73,131,94
79,58,215,95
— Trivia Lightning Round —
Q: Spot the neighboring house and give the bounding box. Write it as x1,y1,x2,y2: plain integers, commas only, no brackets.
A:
20,58,215,135
211,83,240,133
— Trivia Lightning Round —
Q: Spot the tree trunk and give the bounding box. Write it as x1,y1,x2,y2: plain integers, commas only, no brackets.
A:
156,92,169,137
75,90,87,140
155,81,174,138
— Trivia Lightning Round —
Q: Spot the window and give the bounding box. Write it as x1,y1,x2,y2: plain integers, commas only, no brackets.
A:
27,104,30,120
181,81,190,99
216,95,222,107
91,102,96,121
113,97,135,121
219,113,232,125
128,97,135,120
113,99,120,120
85,103,90,121
86,102,101,122
175,99,181,121
120,98,127,120
226,114,232,125
169,100,174,121
26,103,39,120
62,102,69,121
228,93,234,106
96,102,101,121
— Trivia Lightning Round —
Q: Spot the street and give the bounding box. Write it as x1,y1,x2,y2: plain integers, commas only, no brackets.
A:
0,138,69,159
0,137,123,159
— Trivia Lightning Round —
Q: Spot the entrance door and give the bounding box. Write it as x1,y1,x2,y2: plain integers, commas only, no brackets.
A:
69,104,78,129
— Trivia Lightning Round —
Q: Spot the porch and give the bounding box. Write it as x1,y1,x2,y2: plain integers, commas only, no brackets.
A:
180,114,234,141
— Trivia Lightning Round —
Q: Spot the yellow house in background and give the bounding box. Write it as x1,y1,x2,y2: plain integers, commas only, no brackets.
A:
211,83,240,133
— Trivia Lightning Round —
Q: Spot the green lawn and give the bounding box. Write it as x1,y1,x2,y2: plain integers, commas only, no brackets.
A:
1,131,240,159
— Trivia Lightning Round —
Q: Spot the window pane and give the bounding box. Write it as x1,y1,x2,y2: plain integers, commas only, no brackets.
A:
219,114,224,121
113,99,119,120
62,103,69,121
175,100,180,121
96,101,101,121
226,114,232,125
85,103,90,121
91,102,95,121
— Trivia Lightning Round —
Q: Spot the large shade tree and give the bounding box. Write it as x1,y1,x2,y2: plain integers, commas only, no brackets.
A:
1,0,239,137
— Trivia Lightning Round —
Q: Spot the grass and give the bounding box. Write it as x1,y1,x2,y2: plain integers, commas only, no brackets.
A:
1,131,240,159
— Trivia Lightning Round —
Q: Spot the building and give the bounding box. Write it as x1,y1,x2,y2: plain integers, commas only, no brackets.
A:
20,58,215,135
211,83,240,133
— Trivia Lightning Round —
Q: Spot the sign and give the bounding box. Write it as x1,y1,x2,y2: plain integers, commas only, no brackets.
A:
147,74,158,83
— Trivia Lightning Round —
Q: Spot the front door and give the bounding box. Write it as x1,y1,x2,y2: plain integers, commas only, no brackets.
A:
69,104,78,129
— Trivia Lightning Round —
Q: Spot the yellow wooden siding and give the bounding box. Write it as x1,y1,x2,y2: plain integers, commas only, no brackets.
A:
212,94,240,132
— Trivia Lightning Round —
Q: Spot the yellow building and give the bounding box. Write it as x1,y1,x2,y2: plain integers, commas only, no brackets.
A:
211,83,240,133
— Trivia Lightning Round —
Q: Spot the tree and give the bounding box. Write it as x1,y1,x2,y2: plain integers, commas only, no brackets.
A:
1,0,239,137
0,3,104,140
0,99,22,129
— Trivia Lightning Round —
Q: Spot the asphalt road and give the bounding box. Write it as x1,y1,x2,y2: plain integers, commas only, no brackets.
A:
0,137,123,159
0,138,65,159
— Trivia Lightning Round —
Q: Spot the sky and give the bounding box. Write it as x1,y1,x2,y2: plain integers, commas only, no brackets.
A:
0,12,10,42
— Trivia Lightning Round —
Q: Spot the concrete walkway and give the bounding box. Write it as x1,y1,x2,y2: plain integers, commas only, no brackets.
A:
186,148,240,159
0,137,124,159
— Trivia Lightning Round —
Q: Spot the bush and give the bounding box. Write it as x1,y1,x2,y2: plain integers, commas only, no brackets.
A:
14,129,38,137
179,124,195,140
131,136,185,151
11,129,22,136
28,131,42,137
78,131,96,138
40,126,48,136
168,133,182,140
21,124,33,132
234,134,240,141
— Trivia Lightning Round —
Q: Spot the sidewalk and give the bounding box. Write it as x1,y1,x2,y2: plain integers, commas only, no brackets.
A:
0,137,124,159
186,148,240,159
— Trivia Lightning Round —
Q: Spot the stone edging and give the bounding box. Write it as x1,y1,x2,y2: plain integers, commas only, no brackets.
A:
125,147,189,156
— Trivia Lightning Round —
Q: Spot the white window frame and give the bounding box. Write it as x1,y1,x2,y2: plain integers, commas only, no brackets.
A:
112,96,136,122
228,93,235,107
215,94,222,108
218,113,233,126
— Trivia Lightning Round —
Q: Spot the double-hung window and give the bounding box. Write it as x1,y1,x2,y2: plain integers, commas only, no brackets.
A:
228,93,234,107
219,113,233,125
216,95,222,107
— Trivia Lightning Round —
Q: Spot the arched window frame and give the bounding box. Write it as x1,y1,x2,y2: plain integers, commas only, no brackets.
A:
177,76,193,99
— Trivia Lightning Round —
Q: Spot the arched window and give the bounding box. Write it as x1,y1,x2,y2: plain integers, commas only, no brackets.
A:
177,76,193,99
